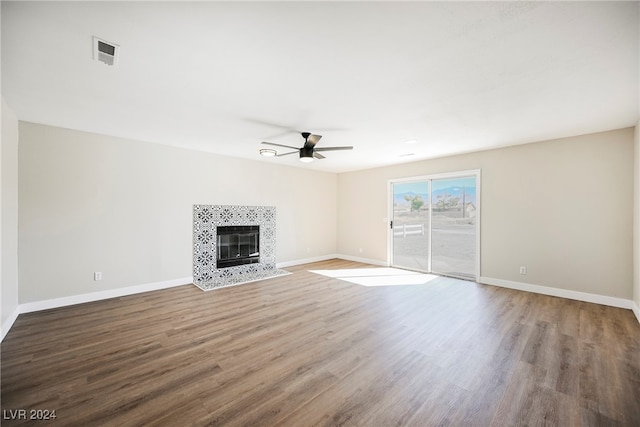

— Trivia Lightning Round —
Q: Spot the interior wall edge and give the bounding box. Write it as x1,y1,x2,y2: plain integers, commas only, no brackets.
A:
0,306,20,342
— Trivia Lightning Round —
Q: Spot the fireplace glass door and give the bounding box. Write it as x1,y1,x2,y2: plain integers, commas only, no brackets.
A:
216,226,260,268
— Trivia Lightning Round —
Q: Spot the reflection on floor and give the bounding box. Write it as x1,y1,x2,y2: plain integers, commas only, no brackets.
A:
309,267,439,287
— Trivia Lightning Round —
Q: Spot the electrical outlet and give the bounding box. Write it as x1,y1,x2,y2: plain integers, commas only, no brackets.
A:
359,248,363,253
94,272,102,281
519,266,527,275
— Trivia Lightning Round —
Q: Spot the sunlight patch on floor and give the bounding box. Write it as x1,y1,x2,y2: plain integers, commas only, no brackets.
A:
309,267,439,287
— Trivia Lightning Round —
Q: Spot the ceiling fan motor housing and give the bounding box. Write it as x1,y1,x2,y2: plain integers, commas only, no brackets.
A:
300,146,314,160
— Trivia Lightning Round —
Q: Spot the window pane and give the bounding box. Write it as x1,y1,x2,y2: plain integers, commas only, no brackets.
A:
430,177,477,279
392,181,430,272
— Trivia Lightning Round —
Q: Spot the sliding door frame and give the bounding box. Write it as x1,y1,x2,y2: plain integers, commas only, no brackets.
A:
388,169,481,281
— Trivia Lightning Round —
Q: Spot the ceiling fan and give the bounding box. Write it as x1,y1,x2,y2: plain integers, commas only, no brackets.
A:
260,132,353,163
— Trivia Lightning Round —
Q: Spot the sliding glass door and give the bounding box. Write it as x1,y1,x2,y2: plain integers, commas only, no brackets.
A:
390,171,479,280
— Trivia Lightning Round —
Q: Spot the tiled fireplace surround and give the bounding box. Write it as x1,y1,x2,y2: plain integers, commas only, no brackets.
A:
192,205,289,291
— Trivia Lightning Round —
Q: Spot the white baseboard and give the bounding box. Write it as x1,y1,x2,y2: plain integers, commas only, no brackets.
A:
276,254,339,268
480,276,634,310
277,254,387,268
1,306,21,342
335,253,388,267
19,277,193,314
633,301,640,324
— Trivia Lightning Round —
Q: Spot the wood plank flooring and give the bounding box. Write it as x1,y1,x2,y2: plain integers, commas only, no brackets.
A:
2,259,639,426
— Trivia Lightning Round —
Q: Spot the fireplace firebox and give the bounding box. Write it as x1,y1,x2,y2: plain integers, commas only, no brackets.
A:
216,225,260,269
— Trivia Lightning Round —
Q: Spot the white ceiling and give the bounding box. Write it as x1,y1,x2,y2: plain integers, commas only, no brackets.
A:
2,1,638,173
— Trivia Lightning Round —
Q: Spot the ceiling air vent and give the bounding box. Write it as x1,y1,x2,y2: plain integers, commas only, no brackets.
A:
93,36,119,66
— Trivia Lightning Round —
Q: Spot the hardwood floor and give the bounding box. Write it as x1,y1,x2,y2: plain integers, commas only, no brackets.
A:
2,259,639,426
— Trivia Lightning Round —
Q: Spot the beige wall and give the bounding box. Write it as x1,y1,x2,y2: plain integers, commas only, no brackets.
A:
13,122,639,308
338,128,634,300
2,98,20,332
634,121,640,314
18,122,337,303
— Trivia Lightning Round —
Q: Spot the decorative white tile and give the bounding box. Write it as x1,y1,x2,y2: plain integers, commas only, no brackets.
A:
192,205,282,290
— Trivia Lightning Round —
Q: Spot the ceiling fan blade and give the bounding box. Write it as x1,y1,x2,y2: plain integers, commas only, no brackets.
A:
303,133,322,149
262,141,299,150
314,146,353,152
276,151,298,157
313,151,326,159
244,118,301,133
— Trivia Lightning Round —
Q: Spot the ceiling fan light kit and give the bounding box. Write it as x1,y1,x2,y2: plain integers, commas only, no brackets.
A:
261,131,353,164
259,148,277,157
299,146,315,162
